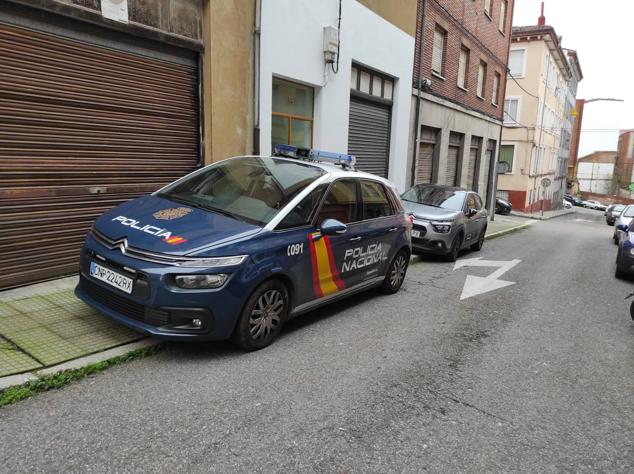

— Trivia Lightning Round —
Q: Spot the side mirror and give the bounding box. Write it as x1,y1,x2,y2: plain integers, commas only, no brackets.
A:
467,208,478,217
617,224,628,232
320,218,347,236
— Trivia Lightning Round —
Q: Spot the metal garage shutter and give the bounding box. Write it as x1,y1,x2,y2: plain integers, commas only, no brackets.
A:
417,143,434,184
466,136,481,191
446,143,460,187
0,23,199,288
348,96,391,177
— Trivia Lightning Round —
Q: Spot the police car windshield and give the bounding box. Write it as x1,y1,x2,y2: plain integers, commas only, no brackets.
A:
158,157,325,226
402,186,465,211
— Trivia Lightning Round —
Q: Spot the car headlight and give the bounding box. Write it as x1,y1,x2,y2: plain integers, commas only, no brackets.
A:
432,222,452,233
179,255,247,268
175,274,228,289
629,248,634,256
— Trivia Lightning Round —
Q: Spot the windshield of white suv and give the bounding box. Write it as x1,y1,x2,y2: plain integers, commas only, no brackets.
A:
157,157,325,226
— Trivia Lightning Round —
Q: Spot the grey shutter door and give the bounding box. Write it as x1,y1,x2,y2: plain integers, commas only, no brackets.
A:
466,147,477,190
348,96,391,177
446,145,459,186
417,143,434,184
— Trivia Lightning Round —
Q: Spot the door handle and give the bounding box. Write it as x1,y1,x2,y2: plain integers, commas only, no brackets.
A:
349,236,362,242
388,227,399,232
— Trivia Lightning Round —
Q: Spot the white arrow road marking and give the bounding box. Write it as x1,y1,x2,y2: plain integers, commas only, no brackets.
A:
453,257,521,300
574,218,593,223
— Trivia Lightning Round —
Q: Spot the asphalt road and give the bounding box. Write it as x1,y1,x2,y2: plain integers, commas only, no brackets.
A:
1,208,632,473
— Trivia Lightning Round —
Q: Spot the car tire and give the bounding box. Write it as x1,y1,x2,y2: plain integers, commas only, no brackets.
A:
381,249,409,294
446,233,463,262
471,226,486,251
615,266,626,279
232,279,289,351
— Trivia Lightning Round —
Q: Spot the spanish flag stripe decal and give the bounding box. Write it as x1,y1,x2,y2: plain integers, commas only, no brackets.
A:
323,236,346,291
307,233,323,299
308,233,346,297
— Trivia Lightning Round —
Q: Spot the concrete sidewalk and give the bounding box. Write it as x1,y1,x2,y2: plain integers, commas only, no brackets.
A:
510,208,575,220
0,276,145,380
485,214,533,239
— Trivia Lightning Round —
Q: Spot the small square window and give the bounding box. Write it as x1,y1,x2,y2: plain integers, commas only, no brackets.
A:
371,76,382,97
359,71,371,94
383,79,393,100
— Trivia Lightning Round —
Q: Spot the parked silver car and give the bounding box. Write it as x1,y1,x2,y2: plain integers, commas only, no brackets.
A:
613,205,634,244
401,184,488,261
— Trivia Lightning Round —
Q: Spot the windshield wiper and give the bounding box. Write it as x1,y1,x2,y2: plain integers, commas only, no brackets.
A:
420,202,441,208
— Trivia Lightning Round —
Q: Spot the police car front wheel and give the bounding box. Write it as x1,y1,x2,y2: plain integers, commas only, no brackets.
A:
233,279,289,351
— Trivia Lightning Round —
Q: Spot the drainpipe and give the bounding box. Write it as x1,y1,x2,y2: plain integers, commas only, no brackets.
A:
253,0,262,155
409,0,427,187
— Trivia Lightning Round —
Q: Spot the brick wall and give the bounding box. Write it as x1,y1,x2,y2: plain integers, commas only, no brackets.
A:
414,0,513,121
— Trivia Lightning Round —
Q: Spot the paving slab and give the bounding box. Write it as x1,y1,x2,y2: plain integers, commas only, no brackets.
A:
0,286,143,377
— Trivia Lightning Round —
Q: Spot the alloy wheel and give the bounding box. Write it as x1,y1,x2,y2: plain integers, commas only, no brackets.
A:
249,289,283,340
390,254,407,288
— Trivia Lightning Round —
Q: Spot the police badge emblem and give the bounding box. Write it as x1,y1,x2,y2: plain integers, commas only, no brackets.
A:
152,207,193,220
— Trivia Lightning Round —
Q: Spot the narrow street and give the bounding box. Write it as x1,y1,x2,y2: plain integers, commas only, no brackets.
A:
1,210,632,473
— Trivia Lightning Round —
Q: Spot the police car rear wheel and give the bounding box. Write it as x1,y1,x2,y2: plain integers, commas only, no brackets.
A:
233,280,288,351
382,250,409,294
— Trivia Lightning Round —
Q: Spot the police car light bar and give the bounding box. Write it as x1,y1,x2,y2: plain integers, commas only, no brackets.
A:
273,144,356,168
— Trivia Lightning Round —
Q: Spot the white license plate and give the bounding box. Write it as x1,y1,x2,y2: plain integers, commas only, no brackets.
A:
411,230,421,238
90,261,133,294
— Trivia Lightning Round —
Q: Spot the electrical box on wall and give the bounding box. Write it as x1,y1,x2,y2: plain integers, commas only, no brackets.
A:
323,25,338,64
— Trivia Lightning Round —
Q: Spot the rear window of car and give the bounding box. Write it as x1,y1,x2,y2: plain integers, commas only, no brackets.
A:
157,157,325,226
622,206,634,218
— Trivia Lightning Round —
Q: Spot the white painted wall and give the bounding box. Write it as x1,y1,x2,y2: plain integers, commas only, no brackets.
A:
259,0,415,191
577,162,614,194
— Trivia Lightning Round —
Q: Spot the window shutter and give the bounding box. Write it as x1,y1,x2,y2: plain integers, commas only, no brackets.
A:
499,1,507,31
492,73,500,104
508,50,524,76
432,28,444,73
458,49,467,88
477,62,486,97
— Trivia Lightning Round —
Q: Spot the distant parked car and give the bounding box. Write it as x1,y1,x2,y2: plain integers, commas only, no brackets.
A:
495,197,512,215
615,219,634,279
564,194,584,206
605,204,626,226
613,205,634,244
562,200,573,209
401,184,488,261
583,200,607,211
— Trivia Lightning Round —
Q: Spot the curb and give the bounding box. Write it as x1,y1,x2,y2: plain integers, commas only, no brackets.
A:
509,209,575,221
0,338,159,392
484,223,532,240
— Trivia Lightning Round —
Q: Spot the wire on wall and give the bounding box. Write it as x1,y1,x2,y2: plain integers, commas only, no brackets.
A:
331,0,342,74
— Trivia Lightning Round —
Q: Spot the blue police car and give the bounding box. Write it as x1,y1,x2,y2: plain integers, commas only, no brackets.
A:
75,147,412,350
615,219,634,279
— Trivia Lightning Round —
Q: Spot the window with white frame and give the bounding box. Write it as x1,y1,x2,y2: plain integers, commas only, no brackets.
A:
492,71,500,105
484,0,492,17
477,60,486,98
508,49,525,77
499,1,507,32
499,144,514,173
504,97,520,124
457,46,469,89
432,26,446,76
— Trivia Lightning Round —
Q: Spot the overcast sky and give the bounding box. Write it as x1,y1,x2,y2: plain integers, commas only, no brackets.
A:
511,0,630,157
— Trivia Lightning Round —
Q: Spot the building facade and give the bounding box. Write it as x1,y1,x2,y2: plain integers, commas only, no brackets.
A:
576,151,617,195
409,0,514,211
614,130,634,199
258,0,416,191
497,12,581,213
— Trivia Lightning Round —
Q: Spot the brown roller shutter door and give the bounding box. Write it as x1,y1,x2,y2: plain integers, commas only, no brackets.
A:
416,127,436,184
0,23,199,288
446,146,459,186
